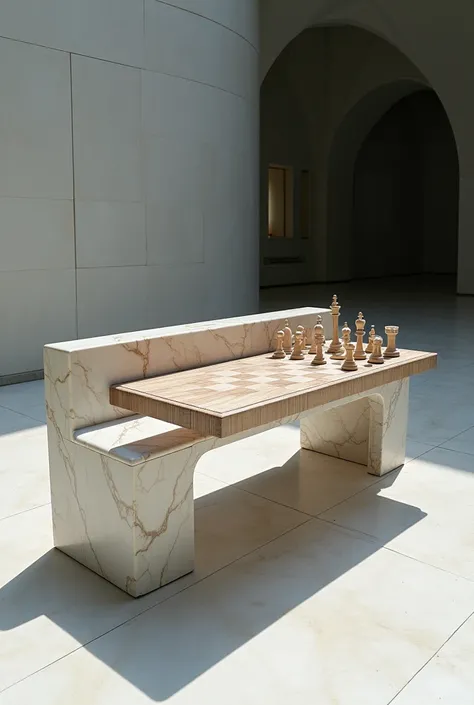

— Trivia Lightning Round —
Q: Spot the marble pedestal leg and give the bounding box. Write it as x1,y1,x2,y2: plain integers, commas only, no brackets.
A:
48,429,207,597
300,379,409,476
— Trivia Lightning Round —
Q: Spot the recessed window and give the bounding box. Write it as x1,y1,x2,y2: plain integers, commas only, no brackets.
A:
268,165,293,238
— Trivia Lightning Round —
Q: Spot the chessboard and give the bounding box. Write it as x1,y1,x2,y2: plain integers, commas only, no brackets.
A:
110,348,436,439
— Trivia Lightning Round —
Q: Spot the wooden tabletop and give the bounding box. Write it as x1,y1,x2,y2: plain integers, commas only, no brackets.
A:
110,349,436,438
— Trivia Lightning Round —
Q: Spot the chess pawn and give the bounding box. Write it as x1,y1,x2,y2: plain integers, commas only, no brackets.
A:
327,294,344,355
272,330,286,359
290,331,305,360
368,336,384,364
354,311,367,360
384,326,400,358
304,327,312,349
282,319,293,353
341,342,358,372
366,325,376,354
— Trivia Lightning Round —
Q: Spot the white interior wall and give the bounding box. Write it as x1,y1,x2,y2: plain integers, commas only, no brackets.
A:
0,0,259,378
260,0,474,294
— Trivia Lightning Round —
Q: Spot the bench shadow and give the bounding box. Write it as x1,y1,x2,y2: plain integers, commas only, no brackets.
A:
0,456,427,701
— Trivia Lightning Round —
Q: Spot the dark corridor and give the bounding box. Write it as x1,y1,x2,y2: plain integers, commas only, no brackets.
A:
353,91,459,279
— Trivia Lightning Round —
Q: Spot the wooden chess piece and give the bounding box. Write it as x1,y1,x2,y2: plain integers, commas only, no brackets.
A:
290,331,305,360
296,325,307,352
332,321,352,365
368,336,384,364
342,321,351,348
305,327,312,349
384,326,400,358
309,317,319,354
354,311,367,360
282,319,293,353
309,315,324,354
311,320,327,365
341,342,358,371
272,330,286,359
366,325,376,354
327,294,343,355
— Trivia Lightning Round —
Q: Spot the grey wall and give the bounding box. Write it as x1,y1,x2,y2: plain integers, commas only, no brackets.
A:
0,0,259,378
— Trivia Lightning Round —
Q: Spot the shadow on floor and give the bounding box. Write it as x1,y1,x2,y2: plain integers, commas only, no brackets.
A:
0,455,427,701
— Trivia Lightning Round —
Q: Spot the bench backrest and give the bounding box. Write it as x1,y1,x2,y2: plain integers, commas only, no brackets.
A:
44,308,330,441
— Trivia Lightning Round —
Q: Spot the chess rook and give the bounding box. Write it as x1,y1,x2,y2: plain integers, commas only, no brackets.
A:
327,294,344,354
384,326,400,358
354,312,367,360
368,336,384,364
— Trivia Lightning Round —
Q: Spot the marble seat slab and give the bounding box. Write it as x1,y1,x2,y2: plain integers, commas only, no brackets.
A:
74,415,208,465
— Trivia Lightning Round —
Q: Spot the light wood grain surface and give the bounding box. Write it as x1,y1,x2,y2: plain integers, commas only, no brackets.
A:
110,349,436,438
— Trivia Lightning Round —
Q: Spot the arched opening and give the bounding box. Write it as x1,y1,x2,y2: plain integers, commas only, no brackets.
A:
259,25,460,289
352,91,459,279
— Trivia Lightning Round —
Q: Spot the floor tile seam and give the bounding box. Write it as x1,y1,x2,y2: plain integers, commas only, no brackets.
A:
194,469,316,519
0,517,314,696
197,451,437,523
312,477,389,518
0,502,50,524
315,515,385,546
386,607,474,705
381,544,474,584
0,402,45,424
439,422,474,442
317,516,474,585
437,445,474,459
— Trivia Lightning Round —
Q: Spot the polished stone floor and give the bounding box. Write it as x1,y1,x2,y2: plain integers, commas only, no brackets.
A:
1,275,474,704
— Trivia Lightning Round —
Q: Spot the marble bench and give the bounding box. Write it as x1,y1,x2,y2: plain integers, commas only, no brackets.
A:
44,308,329,597
45,308,435,597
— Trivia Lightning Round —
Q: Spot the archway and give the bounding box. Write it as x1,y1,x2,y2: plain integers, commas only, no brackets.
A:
351,90,459,280
327,84,459,281
260,25,460,288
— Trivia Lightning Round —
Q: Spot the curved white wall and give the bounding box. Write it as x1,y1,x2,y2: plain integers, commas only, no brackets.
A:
0,0,259,378
260,0,474,294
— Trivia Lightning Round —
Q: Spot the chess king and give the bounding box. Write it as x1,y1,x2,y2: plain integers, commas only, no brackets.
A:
327,294,344,355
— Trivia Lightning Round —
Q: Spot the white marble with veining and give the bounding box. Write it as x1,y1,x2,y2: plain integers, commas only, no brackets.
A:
301,379,409,476
43,307,421,597
47,382,411,595
44,309,331,596
44,307,331,439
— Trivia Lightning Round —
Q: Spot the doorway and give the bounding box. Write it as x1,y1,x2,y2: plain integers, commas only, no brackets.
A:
352,91,459,280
